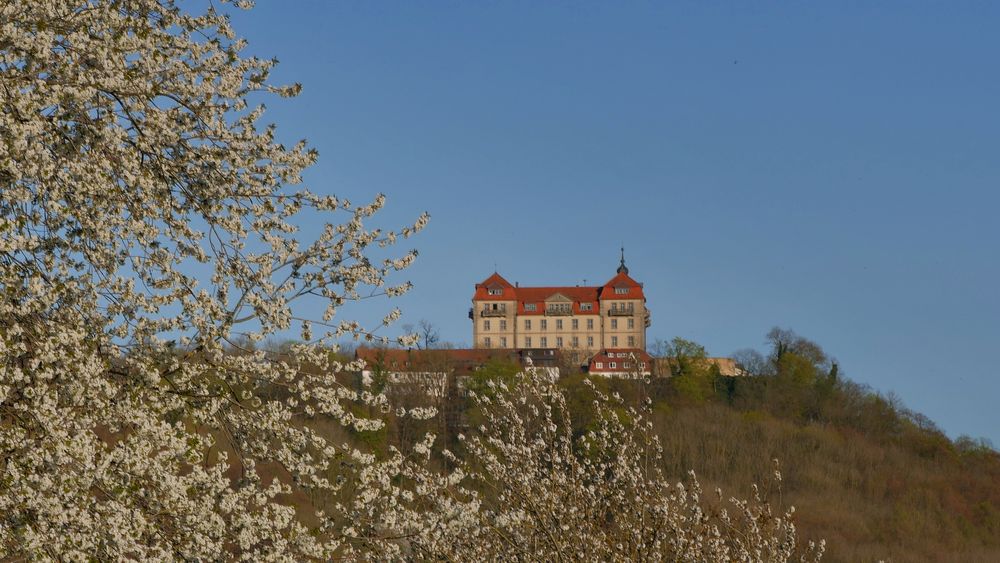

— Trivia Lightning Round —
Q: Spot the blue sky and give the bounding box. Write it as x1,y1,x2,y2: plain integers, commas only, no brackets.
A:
229,2,999,444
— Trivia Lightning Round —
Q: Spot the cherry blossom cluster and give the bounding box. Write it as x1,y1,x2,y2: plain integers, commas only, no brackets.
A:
348,371,825,561
1,0,423,558
2,1,826,560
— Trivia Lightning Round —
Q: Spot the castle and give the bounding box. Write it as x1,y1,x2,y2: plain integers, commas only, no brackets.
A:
470,251,650,352
355,252,745,380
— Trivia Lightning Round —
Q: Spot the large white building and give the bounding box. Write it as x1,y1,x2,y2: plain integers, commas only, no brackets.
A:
470,254,650,352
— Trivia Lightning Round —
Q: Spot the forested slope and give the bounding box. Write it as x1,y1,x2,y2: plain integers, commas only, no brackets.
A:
355,329,1000,562
579,331,999,562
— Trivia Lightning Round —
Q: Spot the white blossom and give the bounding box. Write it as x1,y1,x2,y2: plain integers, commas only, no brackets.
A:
1,1,826,560
0,0,424,558
347,370,825,561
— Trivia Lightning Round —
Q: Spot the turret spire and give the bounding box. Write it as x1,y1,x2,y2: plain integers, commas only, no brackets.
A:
617,247,629,274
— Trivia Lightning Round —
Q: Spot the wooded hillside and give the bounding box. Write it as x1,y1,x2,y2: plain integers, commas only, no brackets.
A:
348,329,1000,562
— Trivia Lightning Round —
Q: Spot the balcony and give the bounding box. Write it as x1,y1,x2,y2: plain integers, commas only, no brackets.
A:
481,307,507,317
608,307,635,317
545,306,572,316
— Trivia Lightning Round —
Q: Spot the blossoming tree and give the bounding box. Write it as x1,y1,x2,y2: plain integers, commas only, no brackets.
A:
1,1,825,560
349,371,826,561
1,0,425,558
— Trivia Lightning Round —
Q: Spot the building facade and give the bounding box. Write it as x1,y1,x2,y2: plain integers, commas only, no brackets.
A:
588,349,654,378
470,255,650,352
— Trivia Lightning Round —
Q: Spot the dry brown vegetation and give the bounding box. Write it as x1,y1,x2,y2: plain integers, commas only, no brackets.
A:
355,329,1000,562
650,402,1000,562
239,331,1000,561
568,330,1000,562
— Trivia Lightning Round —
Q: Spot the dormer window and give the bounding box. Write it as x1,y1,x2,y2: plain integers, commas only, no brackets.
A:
546,303,571,315
525,303,537,311
488,288,503,295
615,287,629,295
580,303,593,311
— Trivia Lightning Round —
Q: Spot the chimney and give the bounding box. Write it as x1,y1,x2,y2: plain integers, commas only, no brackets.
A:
515,281,519,287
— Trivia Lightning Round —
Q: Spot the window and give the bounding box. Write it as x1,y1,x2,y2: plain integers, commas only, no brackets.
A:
540,319,547,330
587,319,594,330
484,320,491,331
524,319,531,330
611,319,618,329
488,288,503,295
556,337,563,347
595,362,603,369
540,337,548,347
500,320,507,331
572,319,578,330
501,337,507,347
623,362,631,369
581,303,593,311
525,303,537,312
628,336,635,347
628,318,634,329
611,302,618,312
609,361,617,369
615,287,628,295
611,336,618,347
587,336,594,347
639,362,646,369
572,337,579,347
525,336,532,347
556,319,563,330
484,337,491,348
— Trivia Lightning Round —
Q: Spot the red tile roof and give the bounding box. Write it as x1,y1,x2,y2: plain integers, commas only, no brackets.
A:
473,272,645,304
356,347,519,376
598,272,645,300
588,348,653,373
515,286,601,315
473,273,517,301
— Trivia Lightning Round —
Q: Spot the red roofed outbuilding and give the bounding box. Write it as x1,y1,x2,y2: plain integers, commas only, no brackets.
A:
588,349,653,378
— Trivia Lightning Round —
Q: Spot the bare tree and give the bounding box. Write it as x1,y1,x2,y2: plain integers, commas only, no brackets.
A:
649,337,671,358
732,348,771,377
766,327,830,370
419,319,440,350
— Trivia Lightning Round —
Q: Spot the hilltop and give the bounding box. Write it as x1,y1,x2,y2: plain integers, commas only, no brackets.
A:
343,328,1000,562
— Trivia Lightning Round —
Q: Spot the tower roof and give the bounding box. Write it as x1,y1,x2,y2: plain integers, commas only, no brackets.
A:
617,247,629,275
